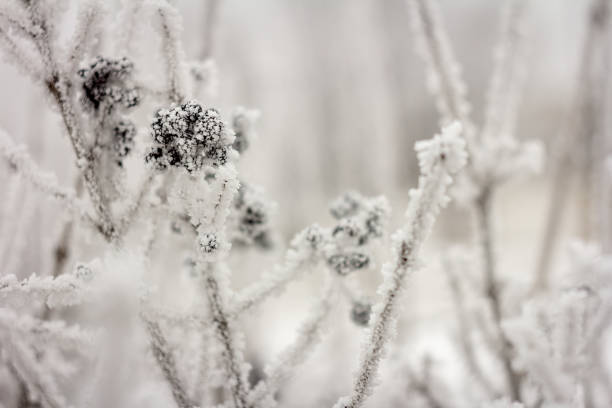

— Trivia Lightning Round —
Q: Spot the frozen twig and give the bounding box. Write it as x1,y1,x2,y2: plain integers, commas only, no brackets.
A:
156,0,187,104
142,313,196,408
0,273,89,308
409,0,474,142
443,258,497,396
230,240,318,316
481,0,526,144
475,188,522,401
334,123,467,408
534,0,612,289
17,3,118,240
249,273,338,406
199,263,251,408
66,0,104,74
0,129,101,232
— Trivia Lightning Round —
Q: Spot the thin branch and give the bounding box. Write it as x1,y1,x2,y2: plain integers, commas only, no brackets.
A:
199,0,220,61
409,0,474,144
533,0,612,290
334,123,466,408
443,263,498,396
475,188,521,401
157,1,186,104
19,3,118,241
200,264,251,408
0,129,101,232
249,273,338,406
142,313,196,408
230,248,316,316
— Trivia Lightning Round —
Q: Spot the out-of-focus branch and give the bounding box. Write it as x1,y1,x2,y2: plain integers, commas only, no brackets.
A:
249,274,338,405
334,124,467,408
157,2,186,104
21,3,118,241
443,262,497,397
200,0,220,61
475,188,522,401
534,0,612,291
406,357,447,408
142,314,195,408
0,129,101,232
409,0,474,144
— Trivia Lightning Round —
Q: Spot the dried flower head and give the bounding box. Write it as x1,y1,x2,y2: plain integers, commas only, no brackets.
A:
231,107,260,154
292,224,327,253
110,119,136,167
232,182,275,249
330,192,390,247
78,56,140,113
146,100,235,172
199,232,219,255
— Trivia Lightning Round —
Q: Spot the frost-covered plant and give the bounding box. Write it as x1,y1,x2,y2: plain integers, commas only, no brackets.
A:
0,1,610,408
406,1,612,407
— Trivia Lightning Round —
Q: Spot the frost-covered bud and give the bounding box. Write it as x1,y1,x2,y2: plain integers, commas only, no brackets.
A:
292,224,327,252
327,252,369,276
350,301,372,326
360,198,390,245
74,263,94,282
329,192,390,247
231,107,260,154
146,101,236,172
232,182,275,248
111,119,136,167
332,218,362,242
199,232,219,254
78,56,140,113
415,121,467,175
330,191,362,219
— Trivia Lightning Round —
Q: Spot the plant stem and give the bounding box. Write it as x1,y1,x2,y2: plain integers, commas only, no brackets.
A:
475,187,521,402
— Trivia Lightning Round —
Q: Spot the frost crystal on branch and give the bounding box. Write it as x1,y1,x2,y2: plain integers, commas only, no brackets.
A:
415,122,468,175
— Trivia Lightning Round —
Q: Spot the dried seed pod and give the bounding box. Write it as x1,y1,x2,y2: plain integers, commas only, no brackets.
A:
327,252,369,276
350,301,372,326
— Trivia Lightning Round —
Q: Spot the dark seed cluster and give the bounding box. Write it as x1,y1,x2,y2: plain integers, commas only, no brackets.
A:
110,120,136,167
199,232,219,254
231,108,257,154
324,192,390,276
78,56,140,113
330,191,388,246
327,252,370,275
146,101,234,173
350,301,372,326
232,182,274,249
